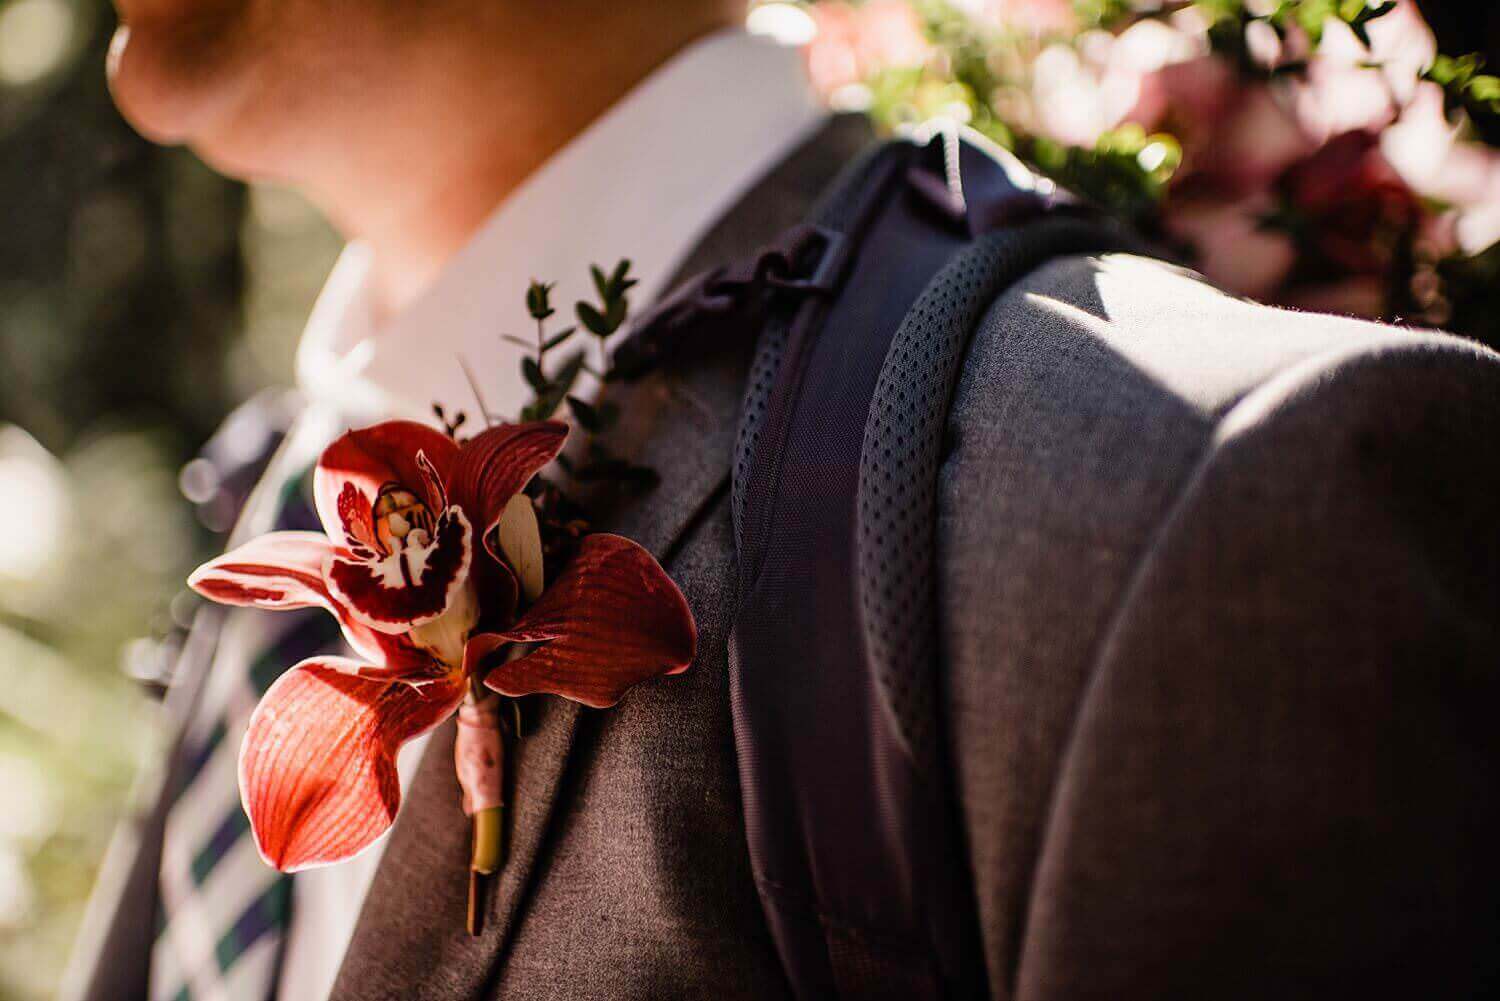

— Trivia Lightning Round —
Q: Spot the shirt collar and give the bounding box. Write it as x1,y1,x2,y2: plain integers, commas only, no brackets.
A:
296,27,826,423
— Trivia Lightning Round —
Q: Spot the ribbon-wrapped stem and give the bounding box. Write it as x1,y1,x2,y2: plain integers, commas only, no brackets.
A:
456,682,507,935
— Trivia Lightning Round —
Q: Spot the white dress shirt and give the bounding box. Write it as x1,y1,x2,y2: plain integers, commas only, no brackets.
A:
272,28,826,1001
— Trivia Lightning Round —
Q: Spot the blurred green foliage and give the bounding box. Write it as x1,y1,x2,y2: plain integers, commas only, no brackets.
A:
0,2,337,997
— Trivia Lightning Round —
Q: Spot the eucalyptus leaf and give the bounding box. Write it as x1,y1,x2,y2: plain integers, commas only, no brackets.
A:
543,326,577,351
494,492,545,601
577,301,610,336
521,356,547,392
530,351,585,419
1470,75,1500,106
606,296,627,328
566,395,602,431
526,280,556,321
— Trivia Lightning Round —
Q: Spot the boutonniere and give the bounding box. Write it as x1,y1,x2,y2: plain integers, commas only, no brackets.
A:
188,261,694,935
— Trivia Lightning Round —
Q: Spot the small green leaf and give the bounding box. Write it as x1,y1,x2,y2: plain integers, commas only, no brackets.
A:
1469,75,1500,105
1349,0,1395,26
576,301,610,336
591,264,610,302
502,333,535,351
606,296,627,329
608,261,637,301
521,357,547,392
1425,53,1472,89
543,326,577,351
566,395,602,431
530,351,585,419
1346,1,1395,49
526,280,556,321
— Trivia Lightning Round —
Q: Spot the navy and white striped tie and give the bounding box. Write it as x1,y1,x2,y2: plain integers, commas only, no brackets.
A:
150,454,339,1001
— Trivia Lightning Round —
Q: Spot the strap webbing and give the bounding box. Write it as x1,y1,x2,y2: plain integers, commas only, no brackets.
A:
620,126,1139,1000
731,133,993,1000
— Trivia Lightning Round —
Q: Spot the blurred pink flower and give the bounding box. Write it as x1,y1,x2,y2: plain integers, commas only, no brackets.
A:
1166,195,1297,300
1131,54,1237,136
1193,82,1314,197
1382,81,1500,254
1416,210,1461,260
1130,44,1314,199
1291,20,1397,142
1030,43,1128,145
1028,21,1200,148
805,0,931,98
975,0,1076,36
1279,130,1421,275
1365,0,1438,104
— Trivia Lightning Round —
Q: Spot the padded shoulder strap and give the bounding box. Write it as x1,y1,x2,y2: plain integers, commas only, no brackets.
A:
728,128,1140,1000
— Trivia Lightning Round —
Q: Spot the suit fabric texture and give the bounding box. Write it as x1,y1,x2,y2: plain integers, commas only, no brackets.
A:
70,116,1500,1000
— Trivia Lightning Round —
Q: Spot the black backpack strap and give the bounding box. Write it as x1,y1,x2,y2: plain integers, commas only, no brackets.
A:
615,124,1146,998
726,128,1143,1000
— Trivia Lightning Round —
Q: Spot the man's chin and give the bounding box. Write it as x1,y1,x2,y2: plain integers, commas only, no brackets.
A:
106,25,184,142
106,20,248,155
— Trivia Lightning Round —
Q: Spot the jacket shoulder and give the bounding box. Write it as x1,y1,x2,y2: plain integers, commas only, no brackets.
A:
937,248,1500,990
1008,295,1500,999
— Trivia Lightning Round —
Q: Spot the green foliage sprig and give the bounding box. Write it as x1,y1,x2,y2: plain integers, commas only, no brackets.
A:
1193,0,1396,75
833,0,1500,345
1424,53,1500,131
1209,0,1396,47
869,2,1181,222
508,260,658,494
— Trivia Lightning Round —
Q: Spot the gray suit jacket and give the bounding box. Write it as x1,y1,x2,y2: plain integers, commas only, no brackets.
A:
69,118,1500,1000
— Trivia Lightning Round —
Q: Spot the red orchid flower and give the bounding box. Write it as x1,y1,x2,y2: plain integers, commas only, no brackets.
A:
188,419,695,872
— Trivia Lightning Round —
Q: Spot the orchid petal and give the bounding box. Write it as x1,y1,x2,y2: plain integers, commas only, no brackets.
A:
447,421,567,564
494,492,545,601
314,421,460,549
189,531,333,610
239,658,465,872
480,534,695,708
326,508,474,632
188,531,432,676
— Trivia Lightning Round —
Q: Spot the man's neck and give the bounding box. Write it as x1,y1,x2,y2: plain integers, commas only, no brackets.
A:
300,9,738,322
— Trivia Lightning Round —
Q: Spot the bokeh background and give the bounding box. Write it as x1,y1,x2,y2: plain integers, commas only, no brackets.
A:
0,2,338,996
0,1,1497,998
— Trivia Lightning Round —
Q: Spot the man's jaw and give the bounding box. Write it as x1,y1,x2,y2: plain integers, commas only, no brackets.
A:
104,9,252,148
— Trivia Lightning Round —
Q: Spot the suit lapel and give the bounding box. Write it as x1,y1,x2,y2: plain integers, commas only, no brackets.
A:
331,115,872,1001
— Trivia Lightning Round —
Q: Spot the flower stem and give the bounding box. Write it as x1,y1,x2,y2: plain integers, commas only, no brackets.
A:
467,805,504,936
458,684,508,935
457,354,496,427
471,805,505,873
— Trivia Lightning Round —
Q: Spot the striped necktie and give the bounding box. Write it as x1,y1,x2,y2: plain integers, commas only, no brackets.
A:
150,454,340,1001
